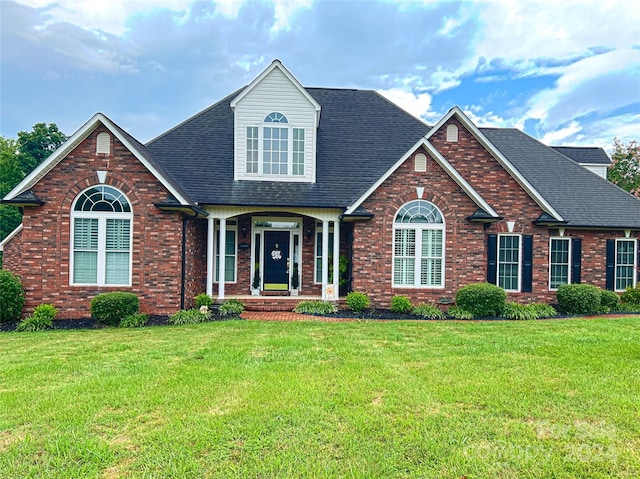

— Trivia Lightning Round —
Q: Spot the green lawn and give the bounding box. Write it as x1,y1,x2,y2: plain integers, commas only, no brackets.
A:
1,318,639,479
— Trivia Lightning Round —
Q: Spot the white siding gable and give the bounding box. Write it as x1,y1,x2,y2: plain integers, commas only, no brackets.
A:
232,62,319,182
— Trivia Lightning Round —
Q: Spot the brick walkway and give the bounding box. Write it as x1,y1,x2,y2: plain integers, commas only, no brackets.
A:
241,311,356,322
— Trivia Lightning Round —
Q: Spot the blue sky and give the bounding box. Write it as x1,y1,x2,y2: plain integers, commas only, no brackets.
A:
1,0,639,152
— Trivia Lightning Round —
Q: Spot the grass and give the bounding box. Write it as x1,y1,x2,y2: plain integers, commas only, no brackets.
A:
1,317,639,478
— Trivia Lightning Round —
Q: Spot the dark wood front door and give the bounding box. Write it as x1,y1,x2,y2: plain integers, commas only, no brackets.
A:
263,231,290,291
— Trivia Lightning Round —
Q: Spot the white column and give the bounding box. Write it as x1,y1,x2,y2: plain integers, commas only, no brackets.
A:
218,218,226,301
321,220,329,300
206,217,214,297
332,220,340,301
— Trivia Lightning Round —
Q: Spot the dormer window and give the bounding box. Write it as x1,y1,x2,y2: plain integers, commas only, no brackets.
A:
245,112,305,177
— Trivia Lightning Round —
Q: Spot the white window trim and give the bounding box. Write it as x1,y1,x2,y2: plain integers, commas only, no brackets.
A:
548,237,571,291
497,234,521,292
70,211,133,287
214,222,238,284
391,202,445,289
615,238,637,292
314,224,334,284
245,114,305,178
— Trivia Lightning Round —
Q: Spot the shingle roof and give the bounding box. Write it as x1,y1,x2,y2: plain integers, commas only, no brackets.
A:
551,146,611,165
481,128,640,228
145,88,430,209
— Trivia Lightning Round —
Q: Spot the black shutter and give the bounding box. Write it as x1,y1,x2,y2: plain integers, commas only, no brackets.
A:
571,238,582,284
605,239,615,291
487,234,497,284
522,235,533,293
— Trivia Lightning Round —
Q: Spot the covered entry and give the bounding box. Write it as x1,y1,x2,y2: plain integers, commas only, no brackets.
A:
263,230,290,291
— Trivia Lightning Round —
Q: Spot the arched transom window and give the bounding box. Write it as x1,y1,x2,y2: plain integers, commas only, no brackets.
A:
71,185,132,286
393,200,445,287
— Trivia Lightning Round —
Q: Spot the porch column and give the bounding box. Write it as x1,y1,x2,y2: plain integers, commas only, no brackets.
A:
332,220,340,301
206,217,214,297
321,220,329,300
218,218,226,301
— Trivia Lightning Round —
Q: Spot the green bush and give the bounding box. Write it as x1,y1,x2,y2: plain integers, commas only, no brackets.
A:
621,285,640,306
412,303,446,319
556,284,602,315
530,303,557,318
218,298,244,317
0,269,25,322
600,290,621,312
346,291,370,312
168,309,210,325
194,293,213,308
120,313,148,328
16,303,58,332
90,292,139,326
293,301,338,315
455,283,507,317
502,302,538,320
390,295,413,314
447,306,474,320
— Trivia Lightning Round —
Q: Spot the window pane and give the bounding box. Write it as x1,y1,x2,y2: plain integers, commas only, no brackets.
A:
616,240,636,290
550,238,570,289
315,231,334,283
106,219,130,250
498,235,520,290
74,251,97,283
73,218,98,284
246,126,258,173
74,218,98,249
106,252,130,284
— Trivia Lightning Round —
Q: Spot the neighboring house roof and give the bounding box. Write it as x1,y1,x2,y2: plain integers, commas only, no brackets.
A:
551,146,611,165
146,88,430,208
482,128,640,228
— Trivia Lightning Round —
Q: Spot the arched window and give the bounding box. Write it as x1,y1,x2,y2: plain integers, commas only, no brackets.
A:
393,200,445,287
71,186,132,286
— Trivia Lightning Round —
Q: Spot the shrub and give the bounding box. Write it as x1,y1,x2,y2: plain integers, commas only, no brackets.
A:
621,285,640,306
447,306,474,320
556,284,602,315
91,292,139,326
33,303,58,321
390,295,413,314
169,309,210,325
346,291,370,312
218,298,245,317
294,301,338,315
120,313,148,328
194,293,213,308
16,304,58,332
502,302,538,320
530,303,557,318
0,269,25,322
412,303,446,319
455,283,506,317
600,290,621,312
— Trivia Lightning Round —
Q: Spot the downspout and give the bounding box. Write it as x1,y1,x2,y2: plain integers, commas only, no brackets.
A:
180,214,187,310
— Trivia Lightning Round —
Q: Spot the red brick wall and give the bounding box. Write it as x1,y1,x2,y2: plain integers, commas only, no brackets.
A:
183,217,207,308
11,125,185,318
1,227,23,273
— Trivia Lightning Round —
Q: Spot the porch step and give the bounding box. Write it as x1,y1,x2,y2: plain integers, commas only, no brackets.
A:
238,295,307,312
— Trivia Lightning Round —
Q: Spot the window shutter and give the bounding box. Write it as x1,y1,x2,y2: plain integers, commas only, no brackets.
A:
521,235,533,293
571,238,582,284
487,234,497,284
605,239,615,291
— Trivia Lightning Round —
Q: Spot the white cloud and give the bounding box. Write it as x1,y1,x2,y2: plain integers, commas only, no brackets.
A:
271,0,312,32
540,121,583,145
377,87,435,122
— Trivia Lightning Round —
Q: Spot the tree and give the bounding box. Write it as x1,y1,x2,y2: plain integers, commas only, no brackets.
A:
0,137,23,245
608,138,640,197
16,122,67,176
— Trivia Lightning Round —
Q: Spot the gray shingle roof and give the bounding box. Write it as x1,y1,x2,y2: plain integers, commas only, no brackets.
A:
551,146,611,165
481,128,640,228
145,88,430,209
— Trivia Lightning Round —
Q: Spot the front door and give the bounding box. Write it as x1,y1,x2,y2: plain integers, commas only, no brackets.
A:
263,231,290,291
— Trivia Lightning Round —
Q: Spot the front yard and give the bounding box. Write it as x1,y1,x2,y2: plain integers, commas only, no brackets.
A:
1,317,639,478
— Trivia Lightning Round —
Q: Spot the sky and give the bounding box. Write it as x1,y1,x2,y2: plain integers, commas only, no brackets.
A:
1,0,639,153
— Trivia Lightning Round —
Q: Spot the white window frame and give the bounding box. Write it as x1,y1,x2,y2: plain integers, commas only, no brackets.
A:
497,234,521,292
392,201,445,289
244,112,305,178
549,237,571,291
615,238,637,292
314,223,334,284
214,221,238,284
70,187,132,286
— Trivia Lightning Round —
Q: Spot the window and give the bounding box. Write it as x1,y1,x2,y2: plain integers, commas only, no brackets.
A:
245,112,305,176
549,238,571,289
71,186,132,286
615,239,637,291
392,200,444,287
314,225,334,283
498,235,520,291
215,223,237,283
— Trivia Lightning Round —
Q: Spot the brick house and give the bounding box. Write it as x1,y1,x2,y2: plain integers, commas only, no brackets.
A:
2,60,640,318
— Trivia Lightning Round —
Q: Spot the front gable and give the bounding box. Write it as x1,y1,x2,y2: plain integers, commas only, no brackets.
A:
230,60,321,183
